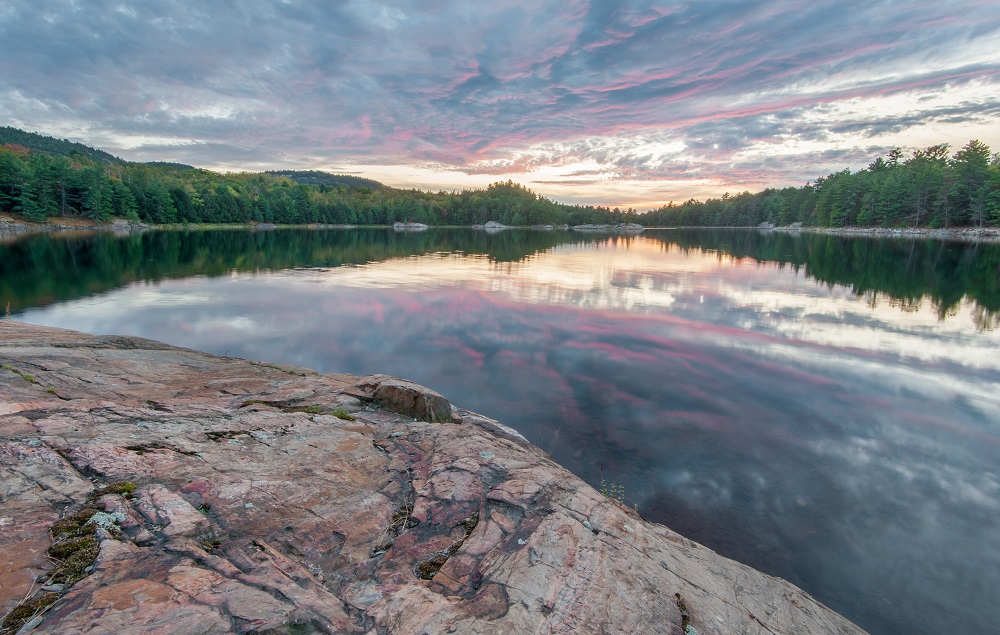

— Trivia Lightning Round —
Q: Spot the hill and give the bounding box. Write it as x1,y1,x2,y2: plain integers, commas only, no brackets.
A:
142,161,197,171
265,170,384,190
0,126,123,164
0,127,624,226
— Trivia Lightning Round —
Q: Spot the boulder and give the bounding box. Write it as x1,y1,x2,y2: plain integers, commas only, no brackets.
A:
352,374,459,423
571,223,644,233
392,222,429,231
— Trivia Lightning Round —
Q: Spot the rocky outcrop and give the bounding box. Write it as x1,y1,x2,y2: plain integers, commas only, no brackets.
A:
392,222,429,231
571,223,644,233
774,224,1000,242
470,221,510,234
0,218,149,237
0,322,866,635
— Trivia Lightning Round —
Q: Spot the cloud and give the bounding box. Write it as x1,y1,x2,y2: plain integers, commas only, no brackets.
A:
1,0,999,205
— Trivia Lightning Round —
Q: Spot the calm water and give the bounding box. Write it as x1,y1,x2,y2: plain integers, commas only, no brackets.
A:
3,228,999,635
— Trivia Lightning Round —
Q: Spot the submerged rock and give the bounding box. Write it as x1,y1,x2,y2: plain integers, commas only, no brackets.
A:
0,321,866,634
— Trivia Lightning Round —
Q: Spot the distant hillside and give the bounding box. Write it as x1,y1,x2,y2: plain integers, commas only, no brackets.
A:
0,126,124,164
0,126,620,227
266,170,384,190
0,128,382,190
143,161,197,171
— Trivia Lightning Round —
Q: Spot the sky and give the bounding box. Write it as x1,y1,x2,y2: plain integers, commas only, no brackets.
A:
2,1,999,208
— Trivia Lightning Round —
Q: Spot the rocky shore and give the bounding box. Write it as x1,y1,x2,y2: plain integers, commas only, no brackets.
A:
391,222,429,231
571,222,645,233
768,222,1000,241
0,322,865,634
0,217,150,236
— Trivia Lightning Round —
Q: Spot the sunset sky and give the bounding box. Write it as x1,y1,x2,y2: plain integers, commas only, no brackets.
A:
2,1,999,208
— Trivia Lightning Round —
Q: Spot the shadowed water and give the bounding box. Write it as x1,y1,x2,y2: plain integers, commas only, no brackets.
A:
4,228,999,635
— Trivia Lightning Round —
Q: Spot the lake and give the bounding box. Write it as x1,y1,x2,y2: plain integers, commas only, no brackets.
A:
3,227,998,634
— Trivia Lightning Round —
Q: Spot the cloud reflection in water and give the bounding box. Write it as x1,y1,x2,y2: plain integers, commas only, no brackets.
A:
20,236,1000,635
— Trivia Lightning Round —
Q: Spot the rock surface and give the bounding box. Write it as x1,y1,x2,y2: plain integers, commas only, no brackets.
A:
571,223,644,233
391,222,429,231
0,321,866,635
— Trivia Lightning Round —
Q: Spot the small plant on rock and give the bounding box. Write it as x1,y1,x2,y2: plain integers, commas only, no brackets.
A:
85,481,137,501
0,592,60,634
600,479,626,504
331,408,356,421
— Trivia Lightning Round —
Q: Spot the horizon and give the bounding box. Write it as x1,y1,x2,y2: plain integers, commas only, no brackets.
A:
2,1,998,208
8,124,998,215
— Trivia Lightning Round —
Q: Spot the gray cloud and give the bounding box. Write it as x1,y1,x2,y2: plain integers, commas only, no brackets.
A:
2,0,999,203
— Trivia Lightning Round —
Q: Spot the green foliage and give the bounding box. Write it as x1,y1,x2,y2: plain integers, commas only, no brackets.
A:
0,128,635,227
143,161,196,170
1,364,39,384
265,170,383,190
0,480,138,634
0,126,123,164
0,592,60,634
600,479,626,504
331,408,357,421
97,481,137,498
2,127,995,232
46,504,103,584
645,140,995,229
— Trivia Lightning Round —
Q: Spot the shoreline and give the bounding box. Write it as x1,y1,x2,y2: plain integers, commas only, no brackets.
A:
641,223,1000,242
770,224,1000,242
3,214,999,242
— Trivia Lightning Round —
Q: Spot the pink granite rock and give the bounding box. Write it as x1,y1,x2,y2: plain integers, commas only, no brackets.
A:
0,321,866,634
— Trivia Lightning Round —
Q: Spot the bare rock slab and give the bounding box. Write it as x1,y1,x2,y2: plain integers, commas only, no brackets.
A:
0,321,867,635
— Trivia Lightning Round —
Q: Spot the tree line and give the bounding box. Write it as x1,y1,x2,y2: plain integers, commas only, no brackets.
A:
1,127,997,228
644,140,1000,228
0,129,637,227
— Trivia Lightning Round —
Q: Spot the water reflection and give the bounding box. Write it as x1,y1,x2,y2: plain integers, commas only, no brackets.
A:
6,229,1000,635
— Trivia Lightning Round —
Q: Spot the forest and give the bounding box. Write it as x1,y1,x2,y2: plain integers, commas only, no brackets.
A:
643,140,1000,228
1,126,998,228
0,127,632,227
